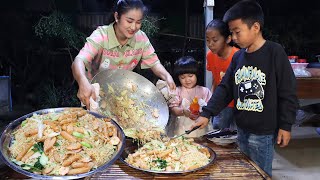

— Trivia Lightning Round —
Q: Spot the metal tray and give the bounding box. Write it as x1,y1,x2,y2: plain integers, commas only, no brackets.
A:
0,107,126,180
119,139,216,174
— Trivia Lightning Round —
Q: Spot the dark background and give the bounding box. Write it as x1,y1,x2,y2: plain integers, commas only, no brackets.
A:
0,0,319,112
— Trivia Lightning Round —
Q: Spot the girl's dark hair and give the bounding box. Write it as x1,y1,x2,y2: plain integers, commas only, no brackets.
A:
110,0,147,22
173,56,199,86
206,19,230,39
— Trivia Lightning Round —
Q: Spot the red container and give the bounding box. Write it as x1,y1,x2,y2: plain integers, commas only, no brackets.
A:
288,56,298,63
297,59,307,63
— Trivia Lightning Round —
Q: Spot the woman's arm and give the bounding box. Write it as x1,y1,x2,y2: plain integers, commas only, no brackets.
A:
151,63,176,90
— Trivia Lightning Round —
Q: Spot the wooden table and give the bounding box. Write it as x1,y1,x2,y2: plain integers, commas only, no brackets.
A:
296,77,320,99
0,138,270,180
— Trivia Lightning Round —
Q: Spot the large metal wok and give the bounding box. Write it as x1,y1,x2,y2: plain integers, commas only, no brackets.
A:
0,108,125,179
91,69,169,130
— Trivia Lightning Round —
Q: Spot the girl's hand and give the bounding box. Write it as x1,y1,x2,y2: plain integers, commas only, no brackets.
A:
182,108,191,117
189,113,199,120
184,108,199,120
190,116,209,129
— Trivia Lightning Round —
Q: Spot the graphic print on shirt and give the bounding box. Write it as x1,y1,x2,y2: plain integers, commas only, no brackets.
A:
235,66,266,112
100,58,110,69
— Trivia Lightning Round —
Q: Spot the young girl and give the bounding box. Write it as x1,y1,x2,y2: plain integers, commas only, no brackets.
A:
72,0,175,107
205,19,239,130
166,56,212,137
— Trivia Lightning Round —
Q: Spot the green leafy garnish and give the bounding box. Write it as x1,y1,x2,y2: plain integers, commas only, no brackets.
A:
152,158,167,169
34,158,44,170
32,142,44,153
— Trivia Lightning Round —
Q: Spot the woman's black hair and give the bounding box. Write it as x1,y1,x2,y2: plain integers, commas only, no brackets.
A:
206,18,230,39
173,56,199,86
109,0,147,22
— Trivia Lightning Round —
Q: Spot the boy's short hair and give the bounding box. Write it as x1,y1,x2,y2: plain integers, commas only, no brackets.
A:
223,0,264,30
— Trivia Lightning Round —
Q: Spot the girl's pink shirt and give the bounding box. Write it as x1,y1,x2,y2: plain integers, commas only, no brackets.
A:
169,85,212,108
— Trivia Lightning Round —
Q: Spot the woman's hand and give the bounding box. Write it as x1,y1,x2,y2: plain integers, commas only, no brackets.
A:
77,79,96,108
151,63,176,91
165,74,176,91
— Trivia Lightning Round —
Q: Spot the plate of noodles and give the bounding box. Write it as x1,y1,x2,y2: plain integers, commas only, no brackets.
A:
120,137,216,174
0,107,125,179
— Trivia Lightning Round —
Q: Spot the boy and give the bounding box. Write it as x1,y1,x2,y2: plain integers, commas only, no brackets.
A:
191,0,298,176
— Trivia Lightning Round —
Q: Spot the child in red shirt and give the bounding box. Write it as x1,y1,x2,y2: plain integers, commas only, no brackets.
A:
206,19,239,129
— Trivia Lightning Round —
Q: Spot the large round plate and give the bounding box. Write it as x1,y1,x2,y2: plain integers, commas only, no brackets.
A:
91,69,169,129
119,139,216,174
0,107,125,179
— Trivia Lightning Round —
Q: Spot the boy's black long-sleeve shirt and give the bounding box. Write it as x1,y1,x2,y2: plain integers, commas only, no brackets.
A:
201,41,298,135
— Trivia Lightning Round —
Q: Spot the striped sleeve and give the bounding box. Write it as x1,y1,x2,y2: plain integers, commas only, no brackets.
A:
139,32,160,69
75,26,107,79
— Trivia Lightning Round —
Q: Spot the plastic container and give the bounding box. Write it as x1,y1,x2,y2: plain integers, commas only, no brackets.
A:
291,63,311,77
288,56,298,63
189,97,200,120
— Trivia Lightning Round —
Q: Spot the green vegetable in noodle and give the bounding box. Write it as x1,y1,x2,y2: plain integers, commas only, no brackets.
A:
72,131,84,138
21,120,27,127
39,154,48,166
33,142,44,153
80,141,93,148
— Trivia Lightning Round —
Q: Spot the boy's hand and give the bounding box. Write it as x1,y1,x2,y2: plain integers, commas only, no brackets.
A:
277,129,291,147
190,116,209,129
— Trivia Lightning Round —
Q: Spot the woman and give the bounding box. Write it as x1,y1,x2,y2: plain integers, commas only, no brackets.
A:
72,0,175,107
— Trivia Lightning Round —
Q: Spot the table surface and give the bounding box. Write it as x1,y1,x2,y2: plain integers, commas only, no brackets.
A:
0,138,270,180
296,77,320,99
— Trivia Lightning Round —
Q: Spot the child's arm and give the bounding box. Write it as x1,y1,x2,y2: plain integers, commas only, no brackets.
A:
201,58,235,120
275,45,298,134
171,107,188,116
193,56,237,130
